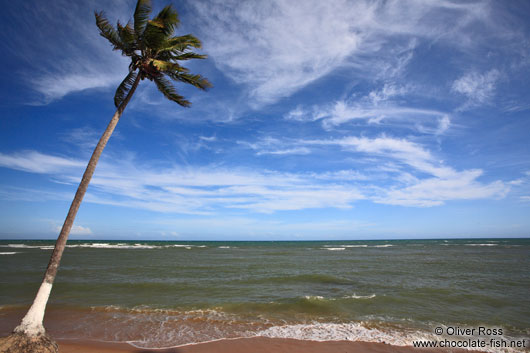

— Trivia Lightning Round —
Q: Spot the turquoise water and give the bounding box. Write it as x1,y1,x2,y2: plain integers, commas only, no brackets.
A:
1,239,529,350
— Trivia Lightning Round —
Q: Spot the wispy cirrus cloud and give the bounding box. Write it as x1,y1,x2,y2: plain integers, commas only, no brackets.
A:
238,137,311,156
191,0,494,106
4,0,131,104
452,69,501,108
378,171,507,207
284,83,451,134
0,129,509,212
0,151,85,174
0,150,364,214
238,134,510,207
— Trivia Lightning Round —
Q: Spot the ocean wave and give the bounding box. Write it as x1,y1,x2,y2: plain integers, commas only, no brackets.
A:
4,244,40,248
303,295,326,301
464,244,498,247
334,244,393,248
303,294,376,301
256,322,422,346
7,304,519,353
68,243,161,249
0,252,18,255
343,294,376,299
2,243,210,250
323,247,345,251
167,244,193,249
256,323,521,353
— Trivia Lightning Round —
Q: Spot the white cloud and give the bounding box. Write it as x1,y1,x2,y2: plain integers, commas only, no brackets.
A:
0,146,508,212
192,0,492,106
284,84,451,134
32,70,126,104
452,69,500,106
0,151,85,174
298,135,509,205
377,171,508,207
239,137,311,156
54,224,93,236
6,0,132,103
284,106,313,122
238,134,508,206
0,150,362,214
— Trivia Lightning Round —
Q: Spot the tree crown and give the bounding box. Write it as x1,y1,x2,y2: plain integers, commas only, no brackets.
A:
95,0,211,108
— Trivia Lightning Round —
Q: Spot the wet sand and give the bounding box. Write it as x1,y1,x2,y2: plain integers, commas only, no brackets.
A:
58,337,485,353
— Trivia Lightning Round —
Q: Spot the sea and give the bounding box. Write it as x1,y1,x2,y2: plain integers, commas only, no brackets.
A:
0,239,529,352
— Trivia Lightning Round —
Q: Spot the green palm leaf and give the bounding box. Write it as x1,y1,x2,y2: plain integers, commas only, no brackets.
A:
97,0,211,109
151,59,186,72
170,52,208,61
95,11,124,51
114,71,138,108
133,0,151,39
117,21,136,54
167,72,212,91
143,21,168,51
151,5,179,35
153,76,191,107
162,34,202,52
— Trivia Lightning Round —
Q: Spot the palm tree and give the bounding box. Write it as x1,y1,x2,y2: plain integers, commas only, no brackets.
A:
1,0,210,351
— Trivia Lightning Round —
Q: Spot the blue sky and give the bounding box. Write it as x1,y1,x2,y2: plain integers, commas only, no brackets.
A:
0,0,529,240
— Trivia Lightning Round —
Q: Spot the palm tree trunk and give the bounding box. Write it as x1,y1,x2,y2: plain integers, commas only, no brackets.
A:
14,74,141,337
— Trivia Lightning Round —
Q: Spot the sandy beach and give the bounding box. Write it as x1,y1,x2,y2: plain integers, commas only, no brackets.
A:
57,337,484,353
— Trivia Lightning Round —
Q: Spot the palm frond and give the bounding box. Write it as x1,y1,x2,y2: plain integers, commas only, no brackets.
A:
167,72,212,91
114,70,138,108
143,21,168,51
158,34,202,53
95,11,123,50
151,59,187,73
99,1,210,109
153,76,191,107
133,0,151,39
117,21,136,54
151,5,179,35
170,52,208,61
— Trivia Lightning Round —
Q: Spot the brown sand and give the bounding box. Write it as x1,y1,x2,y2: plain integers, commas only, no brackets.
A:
57,337,486,353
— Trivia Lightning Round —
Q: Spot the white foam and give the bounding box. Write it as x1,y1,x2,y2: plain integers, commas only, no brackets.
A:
167,245,193,249
323,247,345,251
303,294,376,301
465,244,498,247
257,322,423,346
5,244,40,248
303,296,325,300
339,244,392,248
256,323,522,353
218,246,232,249
67,243,161,249
0,252,18,255
3,243,209,250
343,294,376,299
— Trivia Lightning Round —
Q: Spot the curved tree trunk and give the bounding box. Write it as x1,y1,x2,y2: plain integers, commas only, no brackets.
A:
13,74,141,338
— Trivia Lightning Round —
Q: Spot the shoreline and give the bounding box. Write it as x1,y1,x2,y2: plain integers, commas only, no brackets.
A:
57,337,486,353
0,306,517,353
